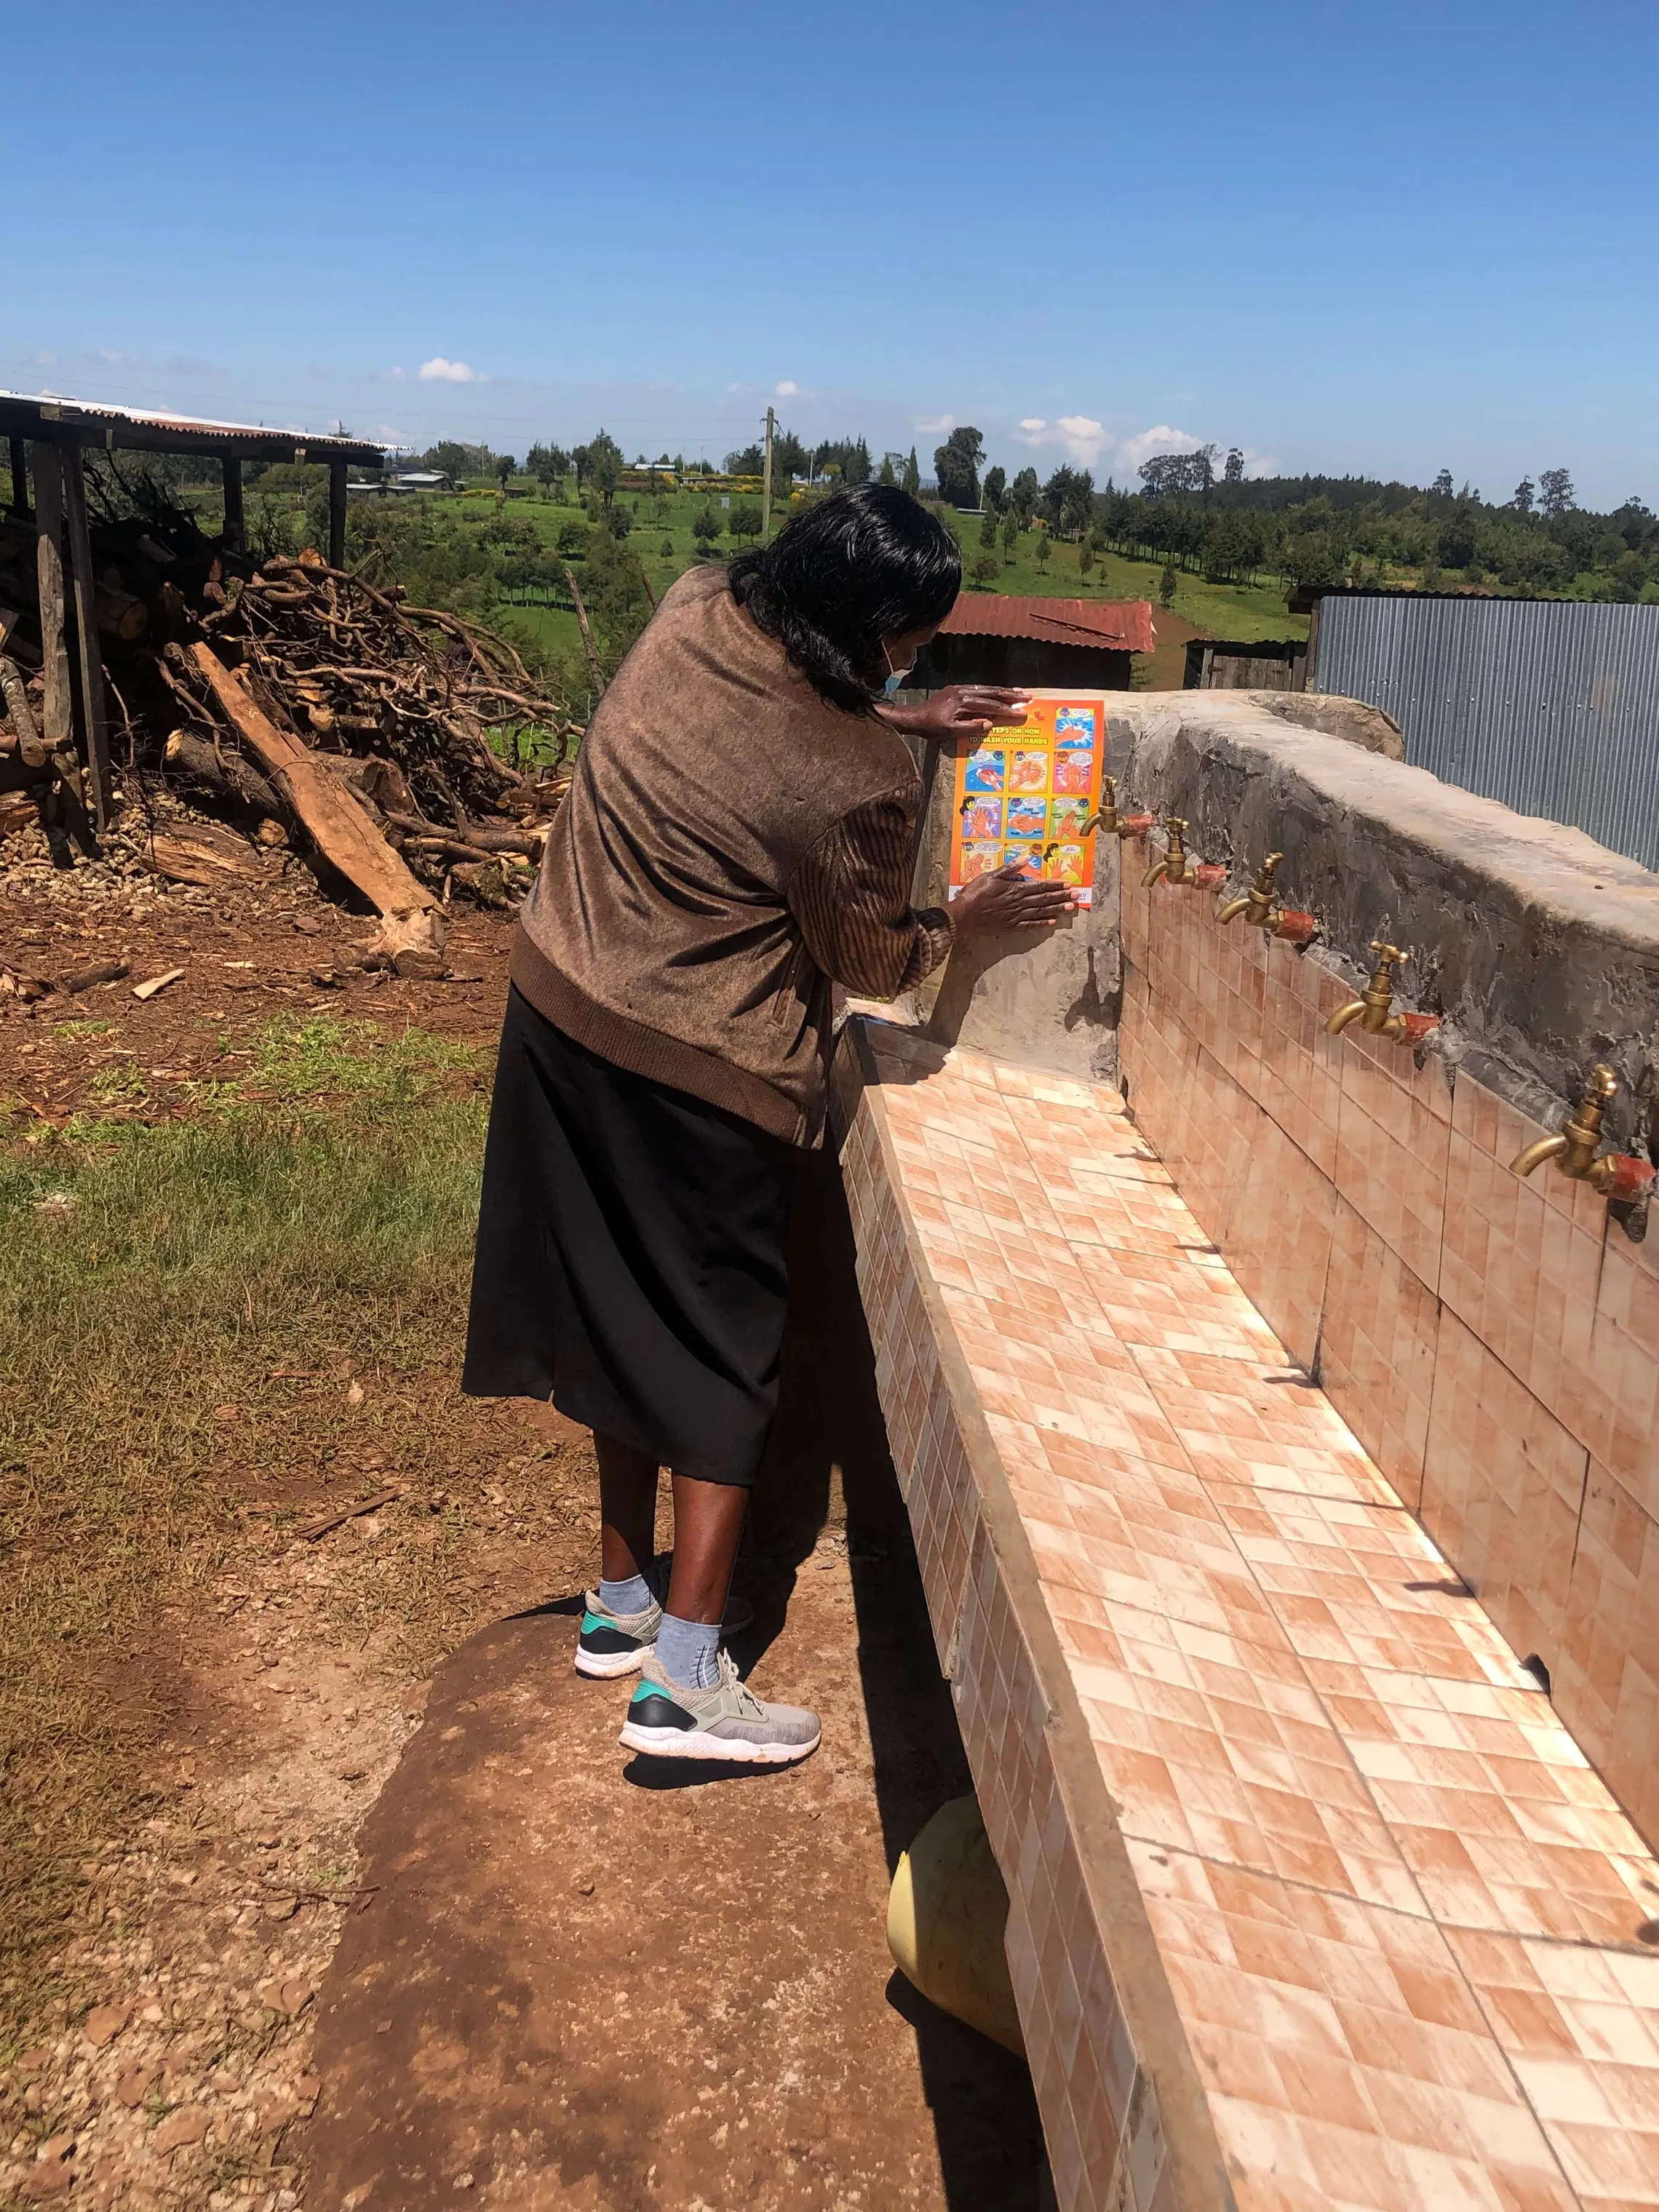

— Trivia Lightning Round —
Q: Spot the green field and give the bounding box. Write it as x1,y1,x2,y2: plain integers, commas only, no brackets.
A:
478,486,1307,682
184,474,1308,687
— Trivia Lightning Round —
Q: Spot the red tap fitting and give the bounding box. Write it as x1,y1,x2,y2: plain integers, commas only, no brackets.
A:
1273,910,1319,945
1604,1154,1657,1203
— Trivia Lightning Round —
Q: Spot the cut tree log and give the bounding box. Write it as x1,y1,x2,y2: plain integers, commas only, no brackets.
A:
382,808,541,858
32,449,73,755
95,586,148,642
61,449,115,828
143,830,268,888
190,642,437,920
0,654,45,768
163,727,285,821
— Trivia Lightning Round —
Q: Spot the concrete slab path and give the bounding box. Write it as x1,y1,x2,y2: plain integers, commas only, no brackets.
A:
302,1154,1044,2211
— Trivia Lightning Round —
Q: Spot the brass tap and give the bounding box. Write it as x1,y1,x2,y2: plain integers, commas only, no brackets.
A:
1078,776,1119,838
1326,942,1412,1038
1142,818,1201,890
1217,853,1283,927
1511,1065,1633,1193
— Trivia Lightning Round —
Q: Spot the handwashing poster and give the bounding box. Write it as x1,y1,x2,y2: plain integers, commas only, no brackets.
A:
950,695,1107,907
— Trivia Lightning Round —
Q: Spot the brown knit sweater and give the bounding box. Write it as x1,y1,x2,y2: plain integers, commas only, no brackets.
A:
510,565,952,1145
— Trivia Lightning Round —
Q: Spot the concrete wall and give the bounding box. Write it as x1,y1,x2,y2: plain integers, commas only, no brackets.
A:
1100,694,1659,1851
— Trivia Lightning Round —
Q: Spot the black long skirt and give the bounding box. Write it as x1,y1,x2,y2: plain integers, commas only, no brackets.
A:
461,987,792,1487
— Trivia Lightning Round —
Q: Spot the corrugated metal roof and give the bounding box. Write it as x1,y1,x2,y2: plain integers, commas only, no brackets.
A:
1314,594,1659,871
938,594,1156,652
0,389,385,465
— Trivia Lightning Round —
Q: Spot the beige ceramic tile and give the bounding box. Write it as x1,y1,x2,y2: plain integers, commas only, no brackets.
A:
1421,1308,1592,1679
1318,1196,1441,1513
1439,1070,1610,1457
1129,1842,1583,2212
1555,1461,1659,1858
1447,1928,1659,2208
1583,1227,1659,1521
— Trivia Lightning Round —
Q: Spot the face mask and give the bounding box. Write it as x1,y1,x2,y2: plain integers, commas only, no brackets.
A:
882,644,915,696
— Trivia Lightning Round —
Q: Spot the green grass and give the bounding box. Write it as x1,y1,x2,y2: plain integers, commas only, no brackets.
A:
224,476,1305,667
0,1016,493,2036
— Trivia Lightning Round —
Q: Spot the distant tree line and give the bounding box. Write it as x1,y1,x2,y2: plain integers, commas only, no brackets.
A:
945,442,1659,602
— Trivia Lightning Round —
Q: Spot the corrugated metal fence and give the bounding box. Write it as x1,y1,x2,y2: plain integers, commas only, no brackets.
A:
1313,596,1659,870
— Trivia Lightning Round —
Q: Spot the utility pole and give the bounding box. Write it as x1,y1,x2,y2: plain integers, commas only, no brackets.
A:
761,405,775,544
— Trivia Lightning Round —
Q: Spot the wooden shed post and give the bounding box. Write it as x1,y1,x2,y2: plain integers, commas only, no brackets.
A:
31,444,73,754
221,455,244,551
328,458,347,570
7,436,27,517
60,445,116,828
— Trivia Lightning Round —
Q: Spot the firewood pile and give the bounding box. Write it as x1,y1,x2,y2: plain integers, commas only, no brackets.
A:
0,485,580,952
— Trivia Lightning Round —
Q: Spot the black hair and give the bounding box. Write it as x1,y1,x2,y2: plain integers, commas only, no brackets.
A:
728,484,961,715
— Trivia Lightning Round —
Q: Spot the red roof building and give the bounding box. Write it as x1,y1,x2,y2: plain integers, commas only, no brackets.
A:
915,594,1154,690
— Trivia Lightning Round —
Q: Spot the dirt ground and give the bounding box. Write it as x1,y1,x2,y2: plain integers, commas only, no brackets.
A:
0,821,1043,2211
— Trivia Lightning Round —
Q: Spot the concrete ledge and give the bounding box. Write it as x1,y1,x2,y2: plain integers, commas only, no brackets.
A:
834,1022,1230,2212
838,1014,1659,2212
1102,693,1659,1145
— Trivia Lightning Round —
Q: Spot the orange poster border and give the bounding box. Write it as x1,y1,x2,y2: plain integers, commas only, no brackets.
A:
947,691,1107,907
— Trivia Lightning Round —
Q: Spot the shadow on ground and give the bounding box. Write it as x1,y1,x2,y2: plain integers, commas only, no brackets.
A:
301,1150,1042,2211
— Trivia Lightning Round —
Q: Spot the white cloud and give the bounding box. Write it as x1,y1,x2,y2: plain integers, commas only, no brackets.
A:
1238,447,1280,479
915,413,954,434
388,365,407,382
775,379,800,397
418,357,481,383
1115,423,1202,474
1014,414,1107,466
1054,415,1107,466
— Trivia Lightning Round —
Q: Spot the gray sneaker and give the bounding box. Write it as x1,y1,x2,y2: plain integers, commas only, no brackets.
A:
575,1588,664,1679
573,1579,755,1680
618,1650,821,1765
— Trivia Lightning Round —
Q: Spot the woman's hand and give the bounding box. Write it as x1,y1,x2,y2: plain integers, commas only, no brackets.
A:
951,864,1078,935
880,685,1031,740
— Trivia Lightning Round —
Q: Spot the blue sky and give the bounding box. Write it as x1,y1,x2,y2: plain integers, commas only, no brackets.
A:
9,1,1655,505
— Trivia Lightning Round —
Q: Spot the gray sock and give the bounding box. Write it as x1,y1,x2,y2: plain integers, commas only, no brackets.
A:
655,1613,721,1690
598,1572,653,1617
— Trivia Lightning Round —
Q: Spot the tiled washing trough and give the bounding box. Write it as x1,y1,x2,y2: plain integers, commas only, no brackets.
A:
833,695,1659,2212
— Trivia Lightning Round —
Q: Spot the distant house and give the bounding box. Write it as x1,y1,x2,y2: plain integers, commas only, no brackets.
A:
345,469,451,498
912,596,1155,691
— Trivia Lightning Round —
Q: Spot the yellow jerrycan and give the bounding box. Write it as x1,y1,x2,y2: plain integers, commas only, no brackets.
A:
886,1794,1025,2055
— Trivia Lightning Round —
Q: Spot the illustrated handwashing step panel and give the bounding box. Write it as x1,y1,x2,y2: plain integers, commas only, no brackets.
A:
835,1017,1659,2212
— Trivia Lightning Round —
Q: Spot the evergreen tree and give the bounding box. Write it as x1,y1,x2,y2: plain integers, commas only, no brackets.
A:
902,449,920,498
934,426,985,509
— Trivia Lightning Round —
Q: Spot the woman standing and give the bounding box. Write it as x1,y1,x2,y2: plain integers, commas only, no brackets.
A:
464,485,1075,1766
